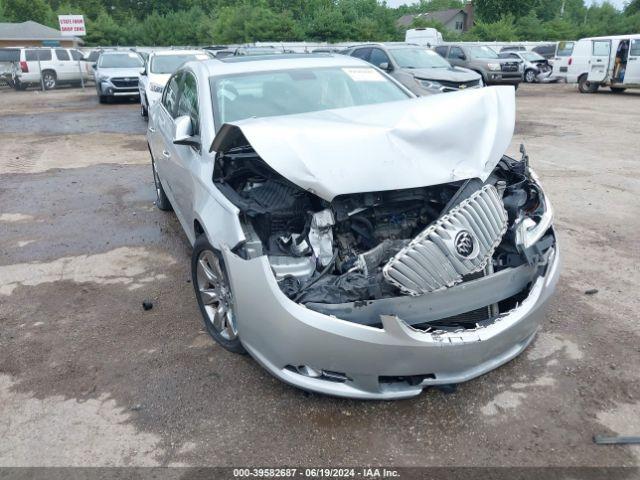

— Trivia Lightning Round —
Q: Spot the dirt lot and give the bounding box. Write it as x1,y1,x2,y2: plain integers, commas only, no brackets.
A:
0,84,639,468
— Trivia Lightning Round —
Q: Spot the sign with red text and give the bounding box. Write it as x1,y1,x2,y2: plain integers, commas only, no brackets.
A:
58,15,86,36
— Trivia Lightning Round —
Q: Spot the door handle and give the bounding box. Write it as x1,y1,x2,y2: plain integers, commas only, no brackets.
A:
148,126,156,133
162,150,171,158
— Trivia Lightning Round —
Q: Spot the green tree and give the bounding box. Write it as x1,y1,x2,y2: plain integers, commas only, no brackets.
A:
467,14,518,41
474,0,536,23
515,11,546,40
3,0,53,24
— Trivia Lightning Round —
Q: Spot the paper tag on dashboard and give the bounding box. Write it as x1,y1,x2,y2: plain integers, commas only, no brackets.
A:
342,67,386,82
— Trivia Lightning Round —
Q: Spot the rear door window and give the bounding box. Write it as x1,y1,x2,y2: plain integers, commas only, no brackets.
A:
630,39,640,56
70,50,83,60
25,49,52,61
55,49,70,61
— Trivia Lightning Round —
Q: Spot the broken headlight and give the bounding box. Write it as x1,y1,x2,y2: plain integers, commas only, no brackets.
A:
514,168,554,250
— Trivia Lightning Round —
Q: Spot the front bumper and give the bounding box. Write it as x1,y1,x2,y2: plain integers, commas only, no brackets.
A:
223,244,561,399
99,80,140,97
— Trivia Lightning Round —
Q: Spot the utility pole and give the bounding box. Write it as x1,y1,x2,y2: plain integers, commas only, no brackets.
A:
560,0,566,17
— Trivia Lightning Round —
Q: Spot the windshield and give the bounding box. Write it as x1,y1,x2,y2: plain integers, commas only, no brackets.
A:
389,48,450,69
468,46,499,59
98,53,143,68
211,66,410,127
556,41,575,57
150,54,204,74
521,52,545,61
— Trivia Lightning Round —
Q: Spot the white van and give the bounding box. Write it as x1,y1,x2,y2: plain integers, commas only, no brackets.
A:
405,28,443,47
550,41,575,81
564,34,640,93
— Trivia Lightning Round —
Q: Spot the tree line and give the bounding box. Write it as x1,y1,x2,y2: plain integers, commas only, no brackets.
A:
1,0,639,46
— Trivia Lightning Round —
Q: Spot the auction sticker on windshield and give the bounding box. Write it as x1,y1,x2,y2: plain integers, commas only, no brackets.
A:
342,67,385,82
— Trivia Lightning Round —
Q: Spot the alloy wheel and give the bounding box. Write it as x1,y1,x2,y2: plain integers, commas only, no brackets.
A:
196,250,237,341
525,70,535,83
43,73,55,89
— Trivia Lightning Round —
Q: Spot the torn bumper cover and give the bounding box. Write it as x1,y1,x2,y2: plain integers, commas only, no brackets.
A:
223,245,560,400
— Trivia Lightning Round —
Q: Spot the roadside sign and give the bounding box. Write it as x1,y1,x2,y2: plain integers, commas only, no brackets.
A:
58,15,86,36
42,40,61,46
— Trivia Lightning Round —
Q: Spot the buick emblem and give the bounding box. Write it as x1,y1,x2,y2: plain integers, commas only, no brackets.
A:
454,230,475,258
459,84,467,89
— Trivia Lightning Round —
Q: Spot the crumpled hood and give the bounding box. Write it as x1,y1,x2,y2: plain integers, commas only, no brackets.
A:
412,66,479,83
212,86,515,202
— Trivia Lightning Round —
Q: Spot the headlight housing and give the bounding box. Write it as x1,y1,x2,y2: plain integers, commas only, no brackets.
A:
149,82,164,93
416,78,443,91
487,63,501,71
515,168,554,249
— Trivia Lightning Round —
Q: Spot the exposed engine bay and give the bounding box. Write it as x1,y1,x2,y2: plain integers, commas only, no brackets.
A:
214,140,555,327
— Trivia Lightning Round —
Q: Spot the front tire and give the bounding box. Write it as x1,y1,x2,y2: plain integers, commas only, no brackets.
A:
151,156,172,211
192,236,245,354
141,102,148,118
524,69,536,83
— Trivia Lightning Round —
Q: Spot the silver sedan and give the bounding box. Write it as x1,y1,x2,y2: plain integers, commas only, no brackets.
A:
147,54,559,399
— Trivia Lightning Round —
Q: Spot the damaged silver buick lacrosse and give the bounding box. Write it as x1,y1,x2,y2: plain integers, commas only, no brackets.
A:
147,54,560,399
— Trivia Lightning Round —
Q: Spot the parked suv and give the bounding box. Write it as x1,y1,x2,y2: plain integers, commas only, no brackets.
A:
435,44,523,87
345,43,482,95
13,47,87,90
94,51,144,103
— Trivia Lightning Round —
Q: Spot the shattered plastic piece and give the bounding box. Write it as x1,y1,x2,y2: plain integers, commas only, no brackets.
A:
142,300,153,311
585,288,599,295
308,209,335,267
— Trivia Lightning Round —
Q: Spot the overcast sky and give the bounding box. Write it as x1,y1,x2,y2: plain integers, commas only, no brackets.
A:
385,0,627,9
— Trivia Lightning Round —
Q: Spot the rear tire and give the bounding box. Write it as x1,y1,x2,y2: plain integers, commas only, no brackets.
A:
610,86,626,93
578,74,598,93
192,236,246,354
151,156,172,211
42,71,56,90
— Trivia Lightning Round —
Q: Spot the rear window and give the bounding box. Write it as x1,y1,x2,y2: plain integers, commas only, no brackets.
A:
556,42,574,57
0,49,19,62
630,39,640,57
25,49,52,61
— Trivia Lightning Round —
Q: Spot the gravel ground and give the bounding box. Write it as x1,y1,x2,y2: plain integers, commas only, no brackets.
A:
0,84,638,468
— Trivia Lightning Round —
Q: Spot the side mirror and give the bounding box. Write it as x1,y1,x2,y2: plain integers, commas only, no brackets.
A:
173,115,201,149
140,68,147,75
457,54,466,60
379,61,391,71
92,64,97,70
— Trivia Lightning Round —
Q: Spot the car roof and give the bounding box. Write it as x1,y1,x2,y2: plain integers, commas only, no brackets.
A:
149,49,205,57
201,54,371,77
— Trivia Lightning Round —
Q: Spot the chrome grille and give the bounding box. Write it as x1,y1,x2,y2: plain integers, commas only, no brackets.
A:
383,185,508,296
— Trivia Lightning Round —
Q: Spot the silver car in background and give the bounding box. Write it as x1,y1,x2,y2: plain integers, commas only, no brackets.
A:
94,51,144,103
147,54,559,399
